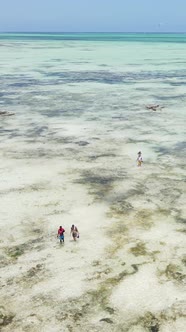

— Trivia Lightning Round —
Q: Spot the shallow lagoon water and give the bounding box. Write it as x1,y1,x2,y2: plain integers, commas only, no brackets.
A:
0,34,185,331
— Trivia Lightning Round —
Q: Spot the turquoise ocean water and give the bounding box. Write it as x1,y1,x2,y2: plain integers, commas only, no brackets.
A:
1,32,186,42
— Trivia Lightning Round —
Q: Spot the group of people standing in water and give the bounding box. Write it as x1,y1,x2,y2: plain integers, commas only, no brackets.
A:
57,224,79,243
57,151,142,244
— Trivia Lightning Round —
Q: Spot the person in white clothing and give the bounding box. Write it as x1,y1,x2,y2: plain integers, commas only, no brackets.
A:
137,151,143,167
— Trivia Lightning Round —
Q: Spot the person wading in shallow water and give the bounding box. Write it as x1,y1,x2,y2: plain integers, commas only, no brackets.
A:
137,151,143,167
57,226,65,243
70,225,79,241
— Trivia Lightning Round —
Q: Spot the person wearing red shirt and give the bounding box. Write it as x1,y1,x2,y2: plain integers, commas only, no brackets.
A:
57,226,65,243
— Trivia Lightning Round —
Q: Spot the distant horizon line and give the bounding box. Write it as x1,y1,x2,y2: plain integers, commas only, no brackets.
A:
1,31,186,34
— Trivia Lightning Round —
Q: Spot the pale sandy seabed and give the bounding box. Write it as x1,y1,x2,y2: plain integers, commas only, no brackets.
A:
0,40,186,331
